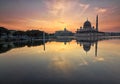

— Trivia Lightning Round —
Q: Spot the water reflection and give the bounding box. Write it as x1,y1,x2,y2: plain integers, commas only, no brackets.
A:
76,39,98,56
0,40,48,54
0,36,120,56
0,36,120,84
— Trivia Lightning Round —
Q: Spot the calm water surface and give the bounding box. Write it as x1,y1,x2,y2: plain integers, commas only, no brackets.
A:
0,39,120,84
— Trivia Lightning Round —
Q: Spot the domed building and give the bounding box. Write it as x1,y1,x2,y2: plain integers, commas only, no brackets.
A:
83,20,92,29
75,15,101,37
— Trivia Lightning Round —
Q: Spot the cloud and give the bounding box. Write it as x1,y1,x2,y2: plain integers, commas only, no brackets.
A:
79,3,89,9
95,7,107,13
45,0,90,18
93,57,105,62
45,0,65,17
79,3,90,17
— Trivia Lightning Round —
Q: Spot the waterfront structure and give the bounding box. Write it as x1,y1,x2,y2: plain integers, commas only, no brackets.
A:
75,15,104,37
54,27,73,37
0,27,48,40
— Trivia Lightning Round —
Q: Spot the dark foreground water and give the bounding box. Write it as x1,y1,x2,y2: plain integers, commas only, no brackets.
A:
0,39,120,84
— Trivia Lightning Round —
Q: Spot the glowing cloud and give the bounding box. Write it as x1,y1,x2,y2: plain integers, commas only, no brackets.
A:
95,7,107,13
79,3,90,17
79,3,89,9
45,0,65,17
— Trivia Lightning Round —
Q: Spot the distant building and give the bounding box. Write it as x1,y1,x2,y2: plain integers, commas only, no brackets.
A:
54,27,73,37
75,15,104,37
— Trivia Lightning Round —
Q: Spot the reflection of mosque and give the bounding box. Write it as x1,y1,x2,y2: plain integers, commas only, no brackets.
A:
0,37,119,55
76,39,98,56
54,36,99,56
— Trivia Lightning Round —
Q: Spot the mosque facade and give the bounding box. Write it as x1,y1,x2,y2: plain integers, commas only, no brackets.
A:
75,15,104,37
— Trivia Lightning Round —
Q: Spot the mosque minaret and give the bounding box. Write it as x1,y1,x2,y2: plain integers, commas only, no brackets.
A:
96,15,98,31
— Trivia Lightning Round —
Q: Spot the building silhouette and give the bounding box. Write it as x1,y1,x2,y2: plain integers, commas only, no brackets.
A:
75,15,104,37
54,27,73,37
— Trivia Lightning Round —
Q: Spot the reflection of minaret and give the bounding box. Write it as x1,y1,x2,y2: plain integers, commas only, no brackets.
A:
95,15,98,55
95,41,98,56
96,15,98,31
43,32,45,51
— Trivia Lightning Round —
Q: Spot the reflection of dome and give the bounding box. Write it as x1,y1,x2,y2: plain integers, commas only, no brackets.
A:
83,20,91,28
83,44,91,52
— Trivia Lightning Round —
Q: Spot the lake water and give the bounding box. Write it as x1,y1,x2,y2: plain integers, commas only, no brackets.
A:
0,38,120,84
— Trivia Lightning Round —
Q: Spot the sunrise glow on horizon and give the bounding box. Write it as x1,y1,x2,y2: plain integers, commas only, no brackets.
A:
0,0,120,33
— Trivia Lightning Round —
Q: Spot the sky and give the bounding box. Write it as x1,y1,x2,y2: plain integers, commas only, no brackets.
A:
0,0,120,33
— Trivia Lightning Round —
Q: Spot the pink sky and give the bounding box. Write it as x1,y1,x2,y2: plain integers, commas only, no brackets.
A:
0,0,120,33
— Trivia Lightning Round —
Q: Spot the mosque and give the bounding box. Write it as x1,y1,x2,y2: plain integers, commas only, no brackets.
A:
75,15,101,56
75,15,104,37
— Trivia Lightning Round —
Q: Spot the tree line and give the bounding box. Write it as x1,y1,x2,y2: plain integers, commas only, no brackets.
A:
0,27,49,40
